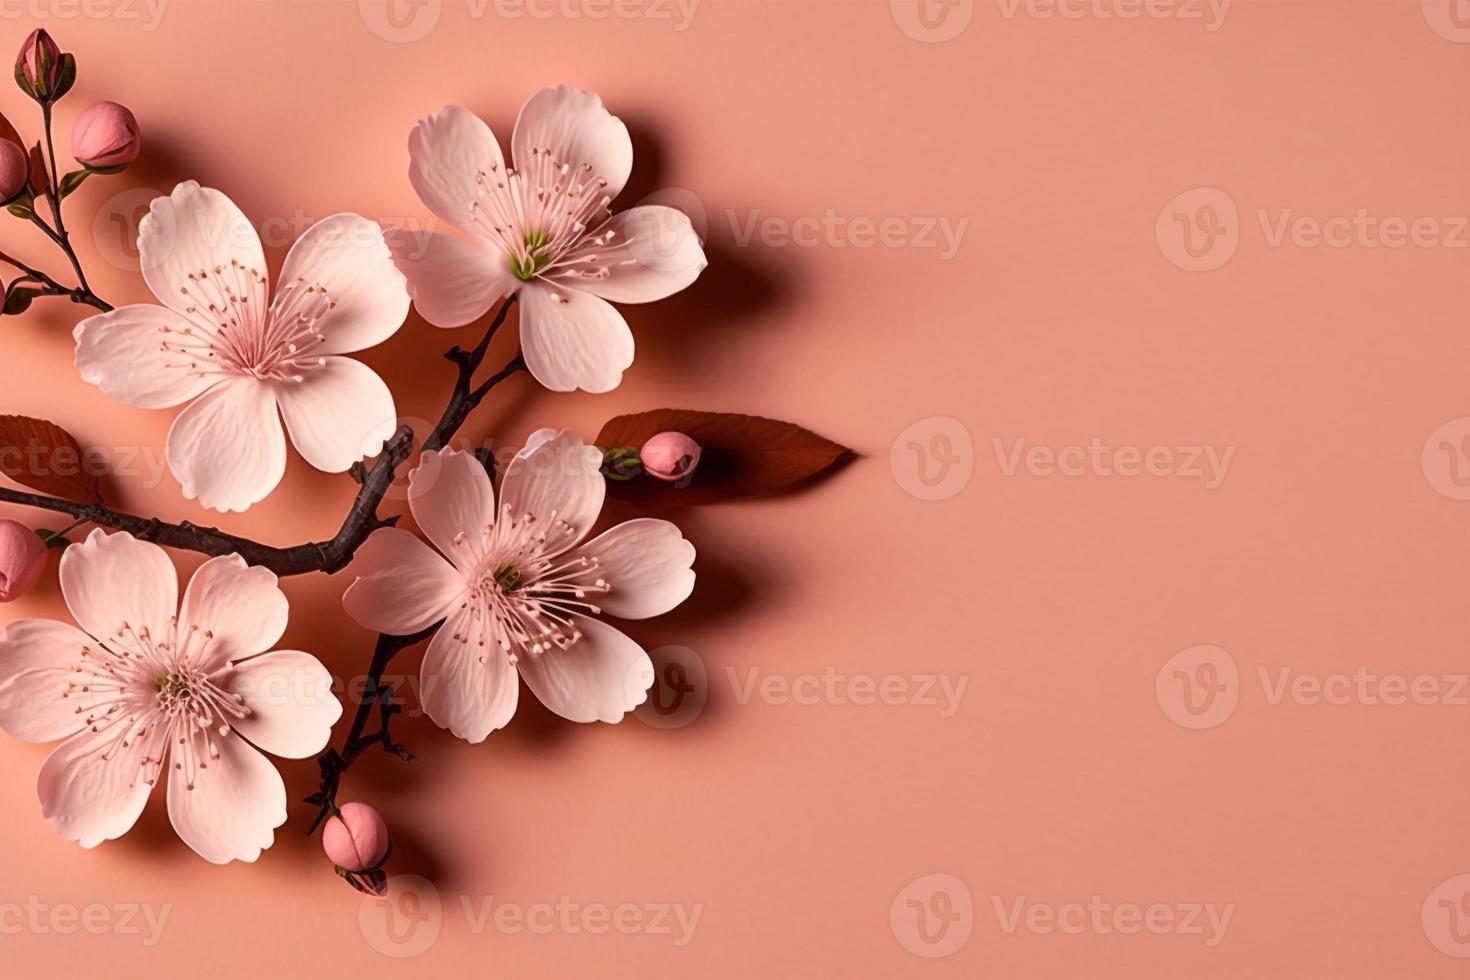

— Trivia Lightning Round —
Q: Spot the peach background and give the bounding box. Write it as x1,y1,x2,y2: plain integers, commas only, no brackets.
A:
1,0,1469,976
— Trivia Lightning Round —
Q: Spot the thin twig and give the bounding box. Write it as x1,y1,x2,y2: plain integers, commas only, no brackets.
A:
0,425,415,575
308,296,525,829
0,297,522,574
0,106,113,313
0,246,110,311
40,105,93,297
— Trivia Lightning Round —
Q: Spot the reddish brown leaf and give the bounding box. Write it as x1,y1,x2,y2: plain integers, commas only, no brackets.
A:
0,112,22,151
596,409,853,510
26,141,47,198
0,415,102,503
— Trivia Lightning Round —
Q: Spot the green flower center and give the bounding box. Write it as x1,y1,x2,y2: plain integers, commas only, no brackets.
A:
511,229,553,281
493,562,524,592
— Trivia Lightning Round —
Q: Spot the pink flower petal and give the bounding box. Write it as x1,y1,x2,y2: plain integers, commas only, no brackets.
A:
408,106,505,236
166,377,286,513
275,213,410,355
0,620,93,742
38,727,153,849
177,555,288,669
512,86,632,202
273,356,397,473
59,530,177,652
408,447,496,568
342,527,465,635
420,605,518,743
386,228,515,329
519,427,561,455
222,651,341,759
572,519,696,620
72,304,217,409
165,731,285,864
516,616,653,723
498,428,605,549
518,281,633,393
549,207,706,304
139,181,268,329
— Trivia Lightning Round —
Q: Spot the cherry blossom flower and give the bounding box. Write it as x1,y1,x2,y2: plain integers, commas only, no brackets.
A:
341,431,695,741
394,87,707,393
0,531,342,863
73,181,411,512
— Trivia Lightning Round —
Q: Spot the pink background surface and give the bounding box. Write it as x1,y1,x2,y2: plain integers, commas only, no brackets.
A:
2,0,1470,976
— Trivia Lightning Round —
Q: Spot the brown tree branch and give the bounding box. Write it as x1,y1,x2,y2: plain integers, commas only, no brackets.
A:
0,426,412,575
0,296,521,575
0,244,112,312
39,104,95,299
309,296,525,830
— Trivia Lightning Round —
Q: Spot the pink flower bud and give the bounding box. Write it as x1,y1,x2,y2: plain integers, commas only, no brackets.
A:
640,431,701,482
323,802,390,872
15,30,63,100
0,520,46,602
71,102,139,169
0,140,28,203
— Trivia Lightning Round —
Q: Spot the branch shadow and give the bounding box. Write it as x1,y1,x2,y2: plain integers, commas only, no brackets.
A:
50,107,809,889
